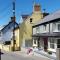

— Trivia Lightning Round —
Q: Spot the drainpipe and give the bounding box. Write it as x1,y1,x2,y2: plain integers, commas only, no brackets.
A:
56,40,60,60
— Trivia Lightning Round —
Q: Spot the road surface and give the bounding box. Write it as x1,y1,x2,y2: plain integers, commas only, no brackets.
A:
1,50,53,60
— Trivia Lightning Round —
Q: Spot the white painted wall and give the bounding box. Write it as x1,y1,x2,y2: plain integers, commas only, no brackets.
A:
2,29,13,41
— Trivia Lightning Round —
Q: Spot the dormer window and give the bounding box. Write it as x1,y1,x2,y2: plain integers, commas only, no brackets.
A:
30,18,33,23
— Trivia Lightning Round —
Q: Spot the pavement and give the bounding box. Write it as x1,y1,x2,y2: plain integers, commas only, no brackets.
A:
11,50,56,60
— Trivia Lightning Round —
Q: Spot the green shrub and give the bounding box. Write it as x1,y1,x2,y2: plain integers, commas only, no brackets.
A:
48,51,52,54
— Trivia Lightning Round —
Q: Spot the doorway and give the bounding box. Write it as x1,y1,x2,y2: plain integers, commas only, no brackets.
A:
57,39,60,48
43,37,48,51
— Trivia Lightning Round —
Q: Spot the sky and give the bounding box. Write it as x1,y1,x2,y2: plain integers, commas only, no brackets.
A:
0,0,60,26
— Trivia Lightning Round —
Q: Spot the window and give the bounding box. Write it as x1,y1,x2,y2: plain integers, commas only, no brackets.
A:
52,23,56,31
43,24,46,30
58,24,60,30
3,41,11,45
30,18,33,23
36,27,40,33
50,38,55,49
57,39,60,48
34,40,36,44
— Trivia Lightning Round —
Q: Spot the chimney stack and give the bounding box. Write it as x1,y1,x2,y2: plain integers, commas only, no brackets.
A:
22,15,29,21
33,4,40,12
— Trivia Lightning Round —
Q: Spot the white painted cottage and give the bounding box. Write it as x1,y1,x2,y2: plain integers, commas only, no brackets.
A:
32,10,60,53
0,19,18,45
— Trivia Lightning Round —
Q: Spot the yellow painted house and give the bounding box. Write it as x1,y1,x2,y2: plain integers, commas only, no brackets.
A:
14,26,20,51
19,3,43,49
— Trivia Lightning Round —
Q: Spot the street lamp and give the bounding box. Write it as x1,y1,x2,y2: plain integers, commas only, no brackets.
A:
12,0,16,51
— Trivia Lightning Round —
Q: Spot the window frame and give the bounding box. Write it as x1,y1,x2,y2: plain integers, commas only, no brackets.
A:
49,38,55,49
43,24,46,31
36,26,40,33
58,24,60,31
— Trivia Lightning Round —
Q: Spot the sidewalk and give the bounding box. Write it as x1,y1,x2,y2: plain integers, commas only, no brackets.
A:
12,47,57,60
33,48,56,60
12,50,56,60
12,49,55,59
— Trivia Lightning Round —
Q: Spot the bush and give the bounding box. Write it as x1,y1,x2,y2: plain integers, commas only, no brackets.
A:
48,51,52,54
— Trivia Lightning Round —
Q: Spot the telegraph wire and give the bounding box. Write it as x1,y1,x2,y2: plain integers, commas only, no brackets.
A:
0,1,12,19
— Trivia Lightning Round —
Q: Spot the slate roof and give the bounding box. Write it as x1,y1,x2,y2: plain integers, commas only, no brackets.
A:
1,21,18,32
34,10,60,26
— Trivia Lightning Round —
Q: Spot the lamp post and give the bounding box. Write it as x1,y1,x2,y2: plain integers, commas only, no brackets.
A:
12,0,16,51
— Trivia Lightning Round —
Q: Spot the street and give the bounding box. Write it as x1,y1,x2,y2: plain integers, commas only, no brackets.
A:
1,50,53,60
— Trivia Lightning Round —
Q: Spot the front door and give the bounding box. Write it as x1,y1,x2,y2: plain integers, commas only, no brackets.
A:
57,39,60,48
43,37,48,51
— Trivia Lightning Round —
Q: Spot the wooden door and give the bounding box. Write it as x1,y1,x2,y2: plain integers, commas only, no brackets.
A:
43,37,48,51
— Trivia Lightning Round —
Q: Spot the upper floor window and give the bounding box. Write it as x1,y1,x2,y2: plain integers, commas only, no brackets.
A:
36,26,40,33
52,23,56,31
58,24,60,30
30,18,33,23
43,24,46,30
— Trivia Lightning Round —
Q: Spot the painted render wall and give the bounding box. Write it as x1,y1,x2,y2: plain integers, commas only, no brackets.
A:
24,12,43,46
20,11,43,48
14,28,20,50
2,29,13,42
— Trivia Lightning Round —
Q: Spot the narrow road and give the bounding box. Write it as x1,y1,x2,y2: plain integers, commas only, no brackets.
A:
1,50,52,60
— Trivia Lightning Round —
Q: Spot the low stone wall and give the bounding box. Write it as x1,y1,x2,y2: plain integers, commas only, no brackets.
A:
3,45,11,51
0,44,11,51
0,44,20,51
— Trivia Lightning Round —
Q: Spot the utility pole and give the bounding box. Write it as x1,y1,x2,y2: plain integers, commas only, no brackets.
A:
12,0,16,51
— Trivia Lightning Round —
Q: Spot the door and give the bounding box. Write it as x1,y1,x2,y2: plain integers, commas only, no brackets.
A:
57,39,60,48
43,37,48,51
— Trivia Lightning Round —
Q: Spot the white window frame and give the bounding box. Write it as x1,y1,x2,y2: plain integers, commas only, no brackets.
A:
43,24,46,31
58,24,60,31
36,26,40,33
49,38,55,49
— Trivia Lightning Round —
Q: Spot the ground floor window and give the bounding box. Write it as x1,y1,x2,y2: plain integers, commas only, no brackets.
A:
57,39,60,48
50,38,55,49
34,40,36,44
